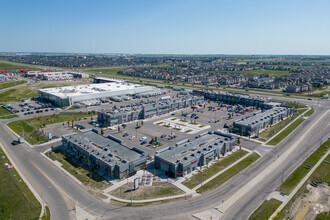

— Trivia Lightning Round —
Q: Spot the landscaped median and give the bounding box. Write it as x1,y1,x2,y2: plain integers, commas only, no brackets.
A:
258,108,306,142
7,112,96,145
195,152,260,193
183,150,248,189
248,198,282,220
280,139,330,195
109,182,185,201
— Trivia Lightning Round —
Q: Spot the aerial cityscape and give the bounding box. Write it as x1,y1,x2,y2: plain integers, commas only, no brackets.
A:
0,1,329,220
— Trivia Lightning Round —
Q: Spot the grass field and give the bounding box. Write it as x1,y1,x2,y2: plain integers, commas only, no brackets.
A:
0,80,26,89
0,107,18,119
315,212,330,220
196,153,260,193
248,199,282,220
8,113,96,144
0,147,41,219
280,139,330,195
0,86,39,102
0,61,42,70
258,109,305,142
183,150,248,189
110,182,184,200
266,118,305,145
48,149,108,191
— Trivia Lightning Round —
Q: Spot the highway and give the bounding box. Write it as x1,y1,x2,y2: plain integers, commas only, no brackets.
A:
0,97,329,219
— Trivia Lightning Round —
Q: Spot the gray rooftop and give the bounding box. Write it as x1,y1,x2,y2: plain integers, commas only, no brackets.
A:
234,107,288,126
64,130,143,166
157,132,234,163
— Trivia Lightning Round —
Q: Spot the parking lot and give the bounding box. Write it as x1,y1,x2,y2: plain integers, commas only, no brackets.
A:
28,90,258,156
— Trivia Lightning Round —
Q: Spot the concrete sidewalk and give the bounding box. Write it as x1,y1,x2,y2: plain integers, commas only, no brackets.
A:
268,150,330,220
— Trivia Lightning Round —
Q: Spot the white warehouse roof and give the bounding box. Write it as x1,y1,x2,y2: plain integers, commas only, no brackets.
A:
38,81,160,104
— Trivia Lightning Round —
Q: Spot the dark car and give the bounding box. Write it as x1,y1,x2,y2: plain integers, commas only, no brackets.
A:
122,133,129,137
160,134,166,138
194,116,199,119
135,126,141,129
11,140,20,145
141,141,147,145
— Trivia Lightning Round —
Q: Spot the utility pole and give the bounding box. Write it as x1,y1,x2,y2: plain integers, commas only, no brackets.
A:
18,125,24,139
201,169,203,193
131,178,133,206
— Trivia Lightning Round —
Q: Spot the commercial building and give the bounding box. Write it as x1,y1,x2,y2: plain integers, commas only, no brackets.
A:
233,106,295,136
61,129,147,179
193,90,274,109
38,81,161,107
154,131,236,178
24,71,88,80
97,96,204,126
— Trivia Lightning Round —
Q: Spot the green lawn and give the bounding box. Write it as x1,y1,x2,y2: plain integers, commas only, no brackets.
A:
110,182,184,200
0,86,39,102
0,147,41,219
8,113,96,144
258,109,305,142
0,80,26,89
67,106,78,110
280,140,330,195
315,212,330,220
196,153,260,193
0,107,18,119
183,150,248,189
248,199,282,220
304,107,314,117
0,61,42,70
48,150,108,191
266,118,305,145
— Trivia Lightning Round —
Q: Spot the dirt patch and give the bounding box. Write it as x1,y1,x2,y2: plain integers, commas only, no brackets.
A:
284,183,330,220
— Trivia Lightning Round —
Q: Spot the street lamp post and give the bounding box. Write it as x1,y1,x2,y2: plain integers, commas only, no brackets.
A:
17,125,25,139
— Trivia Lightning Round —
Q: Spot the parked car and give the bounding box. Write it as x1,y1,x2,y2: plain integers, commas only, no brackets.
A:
140,137,147,141
160,134,166,138
122,133,129,137
129,136,135,140
141,141,147,145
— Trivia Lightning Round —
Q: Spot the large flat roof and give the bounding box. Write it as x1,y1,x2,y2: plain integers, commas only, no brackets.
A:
39,81,158,98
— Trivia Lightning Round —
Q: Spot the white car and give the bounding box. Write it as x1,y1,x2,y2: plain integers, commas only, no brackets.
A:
140,137,147,141
129,136,135,140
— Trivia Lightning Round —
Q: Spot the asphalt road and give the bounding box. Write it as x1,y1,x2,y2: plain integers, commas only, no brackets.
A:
0,96,329,219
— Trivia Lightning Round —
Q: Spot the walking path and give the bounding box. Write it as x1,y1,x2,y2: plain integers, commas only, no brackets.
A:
268,150,330,220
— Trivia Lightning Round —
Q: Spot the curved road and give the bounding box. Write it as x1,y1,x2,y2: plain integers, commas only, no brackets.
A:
0,100,329,220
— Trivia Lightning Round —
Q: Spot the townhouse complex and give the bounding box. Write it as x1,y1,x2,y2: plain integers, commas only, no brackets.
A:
62,129,147,179
154,131,236,178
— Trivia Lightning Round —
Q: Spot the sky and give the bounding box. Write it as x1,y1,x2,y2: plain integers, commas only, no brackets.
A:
1,0,330,55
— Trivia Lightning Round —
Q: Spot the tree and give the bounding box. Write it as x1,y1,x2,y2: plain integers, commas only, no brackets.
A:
141,120,144,126
237,137,240,145
122,124,126,129
136,122,139,127
240,130,243,136
176,94,179,98
105,121,108,128
91,116,93,121
117,126,120,133
101,128,104,135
